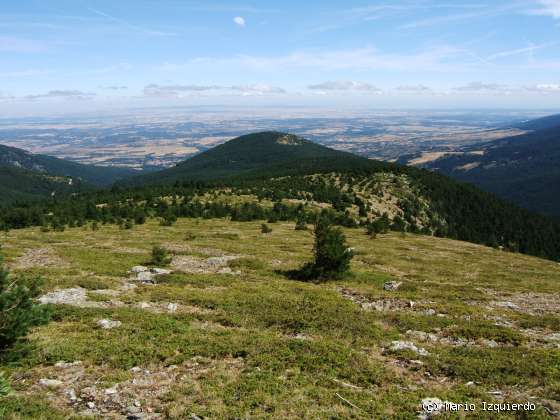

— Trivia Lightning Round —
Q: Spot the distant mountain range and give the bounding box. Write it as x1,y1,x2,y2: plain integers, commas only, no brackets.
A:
408,114,560,219
0,143,137,203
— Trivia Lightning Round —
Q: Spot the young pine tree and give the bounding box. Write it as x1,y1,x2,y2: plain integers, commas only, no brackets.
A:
295,213,308,231
295,214,353,281
0,252,51,350
151,245,171,266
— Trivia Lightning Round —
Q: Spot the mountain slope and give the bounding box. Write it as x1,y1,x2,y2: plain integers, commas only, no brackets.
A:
418,122,560,218
126,131,379,185
2,219,559,418
514,113,560,131
0,165,86,204
0,143,137,186
0,143,138,203
4,130,558,261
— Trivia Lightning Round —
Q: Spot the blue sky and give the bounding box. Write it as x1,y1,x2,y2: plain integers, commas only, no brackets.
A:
1,0,560,115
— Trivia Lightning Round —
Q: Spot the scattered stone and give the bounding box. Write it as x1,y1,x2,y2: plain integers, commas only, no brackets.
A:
389,340,429,356
465,381,475,387
97,319,122,329
136,271,155,283
406,330,438,343
129,266,148,274
12,247,68,269
545,333,560,342
65,388,78,402
418,397,455,419
87,401,96,409
167,303,178,313
104,386,118,395
39,378,64,388
55,361,82,369
39,288,88,305
130,367,142,373
171,255,240,274
495,301,519,310
423,309,436,316
384,281,402,291
480,338,499,348
151,268,172,275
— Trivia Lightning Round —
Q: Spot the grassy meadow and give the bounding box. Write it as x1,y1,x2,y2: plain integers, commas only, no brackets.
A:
0,218,559,418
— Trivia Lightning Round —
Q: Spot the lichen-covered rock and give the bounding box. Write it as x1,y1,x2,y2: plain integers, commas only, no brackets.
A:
389,340,429,356
97,319,122,329
384,281,402,291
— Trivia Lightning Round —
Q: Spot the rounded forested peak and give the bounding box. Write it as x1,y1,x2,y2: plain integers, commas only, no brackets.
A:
230,131,308,146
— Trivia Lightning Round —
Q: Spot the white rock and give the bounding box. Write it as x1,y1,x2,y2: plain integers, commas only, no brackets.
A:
167,303,178,313
406,330,439,343
55,360,82,368
97,319,121,329
130,266,148,273
151,268,172,275
104,386,118,395
39,378,64,388
383,281,402,291
390,340,429,356
39,288,87,305
481,339,499,348
545,333,560,342
65,388,78,401
496,301,519,310
136,271,155,283
423,309,436,316
87,401,96,409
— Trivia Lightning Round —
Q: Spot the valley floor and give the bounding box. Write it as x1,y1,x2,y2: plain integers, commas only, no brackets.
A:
1,219,559,418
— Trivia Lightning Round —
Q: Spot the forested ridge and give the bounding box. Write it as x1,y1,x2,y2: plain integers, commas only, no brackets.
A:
1,131,559,261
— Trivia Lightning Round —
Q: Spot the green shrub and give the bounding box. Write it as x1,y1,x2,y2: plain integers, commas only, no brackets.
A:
291,214,353,281
184,232,197,241
366,214,390,237
160,210,177,226
0,253,52,350
0,371,10,397
295,214,308,231
151,245,171,266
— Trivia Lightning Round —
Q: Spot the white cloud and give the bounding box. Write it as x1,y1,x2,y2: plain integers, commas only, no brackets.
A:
143,83,285,97
25,90,96,100
230,84,285,95
524,83,560,92
144,84,220,97
308,80,381,92
395,84,431,92
233,16,246,27
101,85,128,90
452,82,510,92
529,0,560,18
